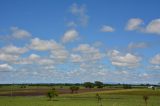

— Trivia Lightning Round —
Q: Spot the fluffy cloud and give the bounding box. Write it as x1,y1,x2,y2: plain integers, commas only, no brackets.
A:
0,45,28,63
126,18,143,31
70,3,89,26
150,54,160,65
1,45,28,54
73,44,104,61
74,44,98,53
28,54,40,60
0,27,31,42
0,64,13,71
37,58,55,66
30,38,63,51
146,19,160,34
100,25,115,32
19,54,55,66
50,49,69,62
0,25,158,83
29,37,69,63
62,29,79,43
64,62,110,82
126,18,160,35
70,54,83,63
11,27,31,39
0,53,19,62
107,50,141,68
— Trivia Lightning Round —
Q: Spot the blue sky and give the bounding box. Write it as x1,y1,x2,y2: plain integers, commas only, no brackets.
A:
0,0,160,84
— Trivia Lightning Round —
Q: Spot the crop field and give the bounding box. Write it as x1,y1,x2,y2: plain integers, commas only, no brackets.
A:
0,85,122,96
0,89,160,106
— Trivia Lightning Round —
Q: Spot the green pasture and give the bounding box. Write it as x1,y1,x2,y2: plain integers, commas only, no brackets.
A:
0,89,160,106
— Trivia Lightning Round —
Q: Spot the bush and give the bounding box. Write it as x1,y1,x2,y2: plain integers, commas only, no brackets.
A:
84,82,94,88
95,81,104,88
46,89,58,101
70,86,79,93
20,85,26,88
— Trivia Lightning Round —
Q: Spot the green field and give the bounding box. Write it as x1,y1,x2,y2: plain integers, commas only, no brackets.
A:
0,89,160,106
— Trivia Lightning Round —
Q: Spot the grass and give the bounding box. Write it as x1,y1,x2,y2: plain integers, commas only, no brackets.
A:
0,89,160,106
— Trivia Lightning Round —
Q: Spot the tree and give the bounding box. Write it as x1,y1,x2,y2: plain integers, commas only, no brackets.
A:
96,93,103,106
152,86,156,90
74,86,79,93
46,89,58,101
84,82,94,88
70,86,79,93
143,95,149,106
95,81,104,88
20,85,26,88
47,91,53,101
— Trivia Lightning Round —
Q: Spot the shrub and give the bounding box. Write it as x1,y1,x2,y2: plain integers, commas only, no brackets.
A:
95,81,104,88
70,86,79,93
84,82,94,88
46,89,58,101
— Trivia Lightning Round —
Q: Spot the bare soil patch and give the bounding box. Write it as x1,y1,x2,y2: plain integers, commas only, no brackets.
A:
0,88,120,96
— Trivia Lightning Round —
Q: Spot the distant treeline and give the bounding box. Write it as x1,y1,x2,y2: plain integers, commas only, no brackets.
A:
0,81,159,88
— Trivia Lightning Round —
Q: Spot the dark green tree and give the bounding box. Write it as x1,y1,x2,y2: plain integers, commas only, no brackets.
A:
95,81,104,88
74,86,79,93
70,86,79,93
84,82,94,88
46,89,58,101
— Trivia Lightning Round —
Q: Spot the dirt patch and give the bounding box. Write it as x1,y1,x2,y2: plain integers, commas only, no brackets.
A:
0,88,121,96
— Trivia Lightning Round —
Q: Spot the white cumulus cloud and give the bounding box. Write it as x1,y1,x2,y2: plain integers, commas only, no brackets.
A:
150,54,160,65
70,54,83,63
126,18,143,31
107,50,141,68
62,29,79,43
146,19,160,34
126,18,160,35
50,49,69,62
0,64,13,71
19,54,55,66
11,27,31,39
73,44,104,61
30,38,62,51
0,53,19,62
100,25,115,32
28,54,40,60
1,45,28,55
0,45,28,63
70,3,89,26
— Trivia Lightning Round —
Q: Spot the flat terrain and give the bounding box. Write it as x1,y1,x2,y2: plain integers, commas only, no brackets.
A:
0,88,160,106
0,86,121,96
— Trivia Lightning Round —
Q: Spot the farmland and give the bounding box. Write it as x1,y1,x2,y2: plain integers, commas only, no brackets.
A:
0,85,160,106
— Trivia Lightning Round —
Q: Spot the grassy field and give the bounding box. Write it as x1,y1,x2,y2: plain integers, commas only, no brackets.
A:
0,89,160,106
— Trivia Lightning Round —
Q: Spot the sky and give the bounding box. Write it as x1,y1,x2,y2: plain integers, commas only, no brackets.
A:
0,0,160,84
